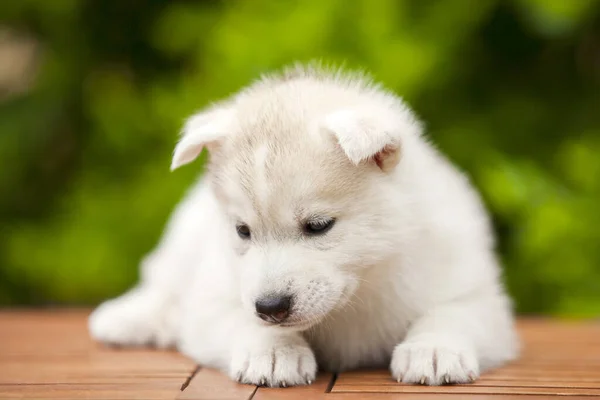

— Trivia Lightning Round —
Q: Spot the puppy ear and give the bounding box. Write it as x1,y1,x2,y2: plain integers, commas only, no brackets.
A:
323,104,420,172
171,106,234,171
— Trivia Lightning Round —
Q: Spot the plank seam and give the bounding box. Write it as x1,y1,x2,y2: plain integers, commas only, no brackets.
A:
247,385,259,400
325,373,338,393
180,365,201,391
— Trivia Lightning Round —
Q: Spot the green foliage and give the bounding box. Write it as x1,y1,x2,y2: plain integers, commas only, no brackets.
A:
1,0,599,316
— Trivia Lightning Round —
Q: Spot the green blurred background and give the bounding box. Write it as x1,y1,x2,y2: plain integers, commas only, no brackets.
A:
1,0,599,316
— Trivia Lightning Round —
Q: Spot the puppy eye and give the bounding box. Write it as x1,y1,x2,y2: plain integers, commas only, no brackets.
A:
303,218,336,236
236,224,251,239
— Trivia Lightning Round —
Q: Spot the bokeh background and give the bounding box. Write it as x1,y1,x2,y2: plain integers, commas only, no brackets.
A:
1,0,599,316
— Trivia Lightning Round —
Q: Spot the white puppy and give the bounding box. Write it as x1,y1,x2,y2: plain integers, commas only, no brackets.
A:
89,64,518,387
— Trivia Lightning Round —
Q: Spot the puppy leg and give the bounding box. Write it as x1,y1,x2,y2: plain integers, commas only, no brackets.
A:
390,292,518,385
230,328,317,387
179,305,317,387
88,281,178,348
89,182,211,348
88,242,191,348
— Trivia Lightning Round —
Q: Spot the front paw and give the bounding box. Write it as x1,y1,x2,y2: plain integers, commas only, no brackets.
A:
229,336,317,387
390,336,479,385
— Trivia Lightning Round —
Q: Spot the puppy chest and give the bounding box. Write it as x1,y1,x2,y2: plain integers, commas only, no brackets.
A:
304,311,409,371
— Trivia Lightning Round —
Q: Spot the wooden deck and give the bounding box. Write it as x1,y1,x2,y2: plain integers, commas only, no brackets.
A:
0,310,599,399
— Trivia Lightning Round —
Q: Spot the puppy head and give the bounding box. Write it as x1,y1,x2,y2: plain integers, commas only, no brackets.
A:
172,66,422,329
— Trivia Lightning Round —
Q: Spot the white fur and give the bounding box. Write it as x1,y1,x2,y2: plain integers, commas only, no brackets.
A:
89,64,518,387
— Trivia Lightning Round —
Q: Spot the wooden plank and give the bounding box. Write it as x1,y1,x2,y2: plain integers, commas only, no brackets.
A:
325,395,595,400
0,310,196,400
0,383,183,400
2,311,600,398
332,384,600,396
177,368,257,400
252,373,333,400
336,371,600,388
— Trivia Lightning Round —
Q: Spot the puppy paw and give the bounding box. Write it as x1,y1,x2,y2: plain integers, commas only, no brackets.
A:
89,290,175,348
229,336,317,387
390,336,479,385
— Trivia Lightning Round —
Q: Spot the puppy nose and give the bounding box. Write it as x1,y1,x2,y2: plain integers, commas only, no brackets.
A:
255,295,292,323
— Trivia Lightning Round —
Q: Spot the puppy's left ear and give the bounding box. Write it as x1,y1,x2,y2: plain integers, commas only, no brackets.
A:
323,104,420,172
171,106,234,171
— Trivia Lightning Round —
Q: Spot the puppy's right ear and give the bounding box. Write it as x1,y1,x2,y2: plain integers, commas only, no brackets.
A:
171,106,234,171
323,102,421,172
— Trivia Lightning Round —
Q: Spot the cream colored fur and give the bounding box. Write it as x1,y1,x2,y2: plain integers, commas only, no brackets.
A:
89,64,519,387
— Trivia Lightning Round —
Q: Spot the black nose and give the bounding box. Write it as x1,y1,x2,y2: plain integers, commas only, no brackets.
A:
255,295,292,323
